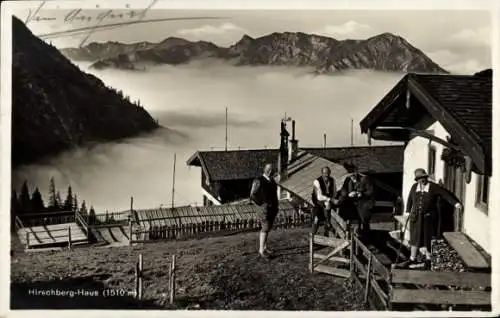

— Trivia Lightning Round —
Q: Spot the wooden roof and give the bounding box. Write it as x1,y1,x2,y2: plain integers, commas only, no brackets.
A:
186,149,279,181
278,151,348,206
303,145,404,174
359,72,492,175
187,145,404,182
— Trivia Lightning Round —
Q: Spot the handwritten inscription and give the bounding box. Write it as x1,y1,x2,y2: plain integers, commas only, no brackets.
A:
25,0,158,25
24,0,159,47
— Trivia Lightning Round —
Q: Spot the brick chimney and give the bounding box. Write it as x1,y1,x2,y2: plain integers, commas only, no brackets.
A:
278,120,289,181
288,120,299,164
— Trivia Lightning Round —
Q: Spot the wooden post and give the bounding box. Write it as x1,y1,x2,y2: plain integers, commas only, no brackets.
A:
364,255,372,305
309,233,314,273
129,217,133,245
169,254,176,304
26,232,30,249
350,231,355,278
136,253,143,300
67,226,72,250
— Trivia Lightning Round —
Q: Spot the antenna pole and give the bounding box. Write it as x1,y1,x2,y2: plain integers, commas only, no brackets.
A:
350,118,354,146
225,107,228,151
171,153,176,209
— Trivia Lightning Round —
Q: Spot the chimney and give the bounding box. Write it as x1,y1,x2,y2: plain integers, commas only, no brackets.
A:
278,120,289,181
288,120,299,164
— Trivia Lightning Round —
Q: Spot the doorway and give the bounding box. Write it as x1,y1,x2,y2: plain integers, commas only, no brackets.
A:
443,162,466,232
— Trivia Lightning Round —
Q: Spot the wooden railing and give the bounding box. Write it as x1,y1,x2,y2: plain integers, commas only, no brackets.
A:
91,211,131,226
18,211,75,227
351,233,492,311
75,210,89,239
130,212,312,243
14,216,24,232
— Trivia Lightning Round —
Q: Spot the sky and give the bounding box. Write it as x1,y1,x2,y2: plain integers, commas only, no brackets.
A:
14,7,492,74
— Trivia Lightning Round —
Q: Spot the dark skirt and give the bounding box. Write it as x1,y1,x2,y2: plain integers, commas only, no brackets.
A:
409,212,437,250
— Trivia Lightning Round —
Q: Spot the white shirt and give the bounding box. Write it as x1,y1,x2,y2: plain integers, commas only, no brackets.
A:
417,183,430,193
313,178,336,202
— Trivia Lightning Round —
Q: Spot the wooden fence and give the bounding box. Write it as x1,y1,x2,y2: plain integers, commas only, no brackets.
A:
351,234,492,311
130,212,311,243
17,211,75,227
309,211,352,278
133,253,177,304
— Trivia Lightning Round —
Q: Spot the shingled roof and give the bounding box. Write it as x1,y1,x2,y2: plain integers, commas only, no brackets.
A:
303,145,404,174
359,72,492,174
187,145,404,181
187,149,279,181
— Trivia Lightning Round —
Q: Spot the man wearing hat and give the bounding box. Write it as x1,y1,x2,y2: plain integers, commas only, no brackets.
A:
338,163,375,237
400,168,462,270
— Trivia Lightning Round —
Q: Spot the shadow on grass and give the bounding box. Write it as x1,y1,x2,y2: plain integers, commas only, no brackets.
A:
11,275,164,309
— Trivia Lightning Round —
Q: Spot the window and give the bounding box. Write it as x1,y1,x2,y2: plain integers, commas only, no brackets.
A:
428,146,436,178
476,174,490,214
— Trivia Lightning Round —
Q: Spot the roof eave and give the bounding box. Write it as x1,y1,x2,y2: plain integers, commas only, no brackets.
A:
359,75,409,133
408,77,487,174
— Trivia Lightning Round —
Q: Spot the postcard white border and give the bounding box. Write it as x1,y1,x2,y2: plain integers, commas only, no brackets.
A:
1,0,499,317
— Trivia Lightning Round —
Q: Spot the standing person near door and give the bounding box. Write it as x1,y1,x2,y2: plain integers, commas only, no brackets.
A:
250,163,279,260
399,168,462,270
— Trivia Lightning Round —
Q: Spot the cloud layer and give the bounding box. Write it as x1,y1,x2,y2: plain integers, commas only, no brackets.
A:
313,21,374,39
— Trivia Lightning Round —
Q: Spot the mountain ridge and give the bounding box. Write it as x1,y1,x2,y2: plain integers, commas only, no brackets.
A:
60,31,448,74
12,16,161,167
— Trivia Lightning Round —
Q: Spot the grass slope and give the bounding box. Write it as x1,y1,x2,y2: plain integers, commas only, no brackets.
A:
11,227,364,310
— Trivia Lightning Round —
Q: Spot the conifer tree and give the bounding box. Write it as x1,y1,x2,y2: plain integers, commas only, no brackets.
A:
11,189,21,231
55,191,62,210
63,185,73,211
48,177,57,210
30,187,45,212
19,181,31,213
73,194,79,213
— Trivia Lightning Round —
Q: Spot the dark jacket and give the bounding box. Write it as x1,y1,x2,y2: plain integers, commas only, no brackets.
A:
250,175,278,208
339,174,375,218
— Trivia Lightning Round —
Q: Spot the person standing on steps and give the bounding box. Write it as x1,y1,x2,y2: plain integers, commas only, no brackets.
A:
311,166,339,236
339,163,375,237
250,163,279,260
398,168,462,270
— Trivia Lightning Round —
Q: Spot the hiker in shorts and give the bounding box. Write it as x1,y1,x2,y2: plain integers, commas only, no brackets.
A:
250,163,279,260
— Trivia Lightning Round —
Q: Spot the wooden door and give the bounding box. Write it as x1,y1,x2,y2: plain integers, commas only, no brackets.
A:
443,162,466,231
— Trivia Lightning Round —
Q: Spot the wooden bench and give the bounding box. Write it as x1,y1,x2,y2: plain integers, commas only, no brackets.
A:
443,232,490,270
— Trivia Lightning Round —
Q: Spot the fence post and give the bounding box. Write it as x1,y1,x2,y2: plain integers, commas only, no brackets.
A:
364,254,372,306
26,232,29,249
135,253,143,300
169,254,176,304
67,226,72,250
309,233,314,273
350,232,355,278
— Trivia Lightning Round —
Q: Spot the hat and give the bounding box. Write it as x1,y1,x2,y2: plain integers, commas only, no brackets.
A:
414,168,429,181
343,162,358,173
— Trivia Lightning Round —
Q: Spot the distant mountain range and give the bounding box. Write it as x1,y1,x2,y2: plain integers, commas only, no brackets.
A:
12,17,160,167
60,32,448,74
